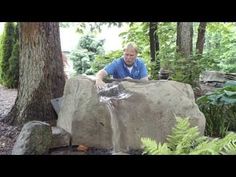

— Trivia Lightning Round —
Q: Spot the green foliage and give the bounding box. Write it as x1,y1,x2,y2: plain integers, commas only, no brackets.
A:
141,117,236,155
157,23,206,86
203,23,236,72
157,22,177,70
5,41,19,88
197,84,236,137
0,33,2,76
69,35,105,75
198,86,236,105
60,22,124,35
198,104,230,138
78,35,104,54
0,22,19,88
0,22,16,84
166,117,206,154
170,53,204,87
141,138,173,155
91,50,122,74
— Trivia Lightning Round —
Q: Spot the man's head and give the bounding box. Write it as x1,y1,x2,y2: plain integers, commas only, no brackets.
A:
123,42,138,67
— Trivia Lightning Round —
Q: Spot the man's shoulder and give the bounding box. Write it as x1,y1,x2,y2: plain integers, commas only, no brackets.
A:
106,58,123,69
136,58,145,64
113,58,123,64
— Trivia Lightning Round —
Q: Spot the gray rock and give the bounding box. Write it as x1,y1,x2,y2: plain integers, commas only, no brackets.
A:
50,126,71,149
51,97,63,115
12,121,52,155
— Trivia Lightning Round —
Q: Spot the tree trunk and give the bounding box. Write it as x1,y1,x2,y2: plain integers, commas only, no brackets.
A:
149,22,159,62
176,22,193,58
149,22,160,79
196,22,207,55
4,22,65,126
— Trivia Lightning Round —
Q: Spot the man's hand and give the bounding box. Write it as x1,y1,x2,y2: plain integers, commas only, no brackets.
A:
96,78,106,90
95,69,107,90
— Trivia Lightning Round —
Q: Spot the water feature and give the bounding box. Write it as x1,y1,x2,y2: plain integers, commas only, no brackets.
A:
98,82,132,155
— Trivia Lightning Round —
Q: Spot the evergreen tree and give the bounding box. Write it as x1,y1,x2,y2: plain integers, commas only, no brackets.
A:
0,22,16,85
6,41,19,88
6,23,19,88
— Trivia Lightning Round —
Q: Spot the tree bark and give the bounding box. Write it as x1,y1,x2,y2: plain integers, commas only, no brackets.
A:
176,22,193,58
196,22,207,55
4,22,65,126
149,22,159,62
149,22,160,79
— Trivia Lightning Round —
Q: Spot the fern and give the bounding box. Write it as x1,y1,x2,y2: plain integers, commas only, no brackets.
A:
189,139,220,155
219,132,236,155
141,117,236,155
166,117,205,154
141,138,172,155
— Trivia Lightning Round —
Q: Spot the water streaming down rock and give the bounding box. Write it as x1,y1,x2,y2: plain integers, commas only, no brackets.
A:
98,82,132,154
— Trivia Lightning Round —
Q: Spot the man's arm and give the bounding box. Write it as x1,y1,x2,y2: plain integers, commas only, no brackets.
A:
95,69,108,89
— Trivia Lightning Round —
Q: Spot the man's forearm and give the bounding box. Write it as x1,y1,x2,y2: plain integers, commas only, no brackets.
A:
96,69,107,80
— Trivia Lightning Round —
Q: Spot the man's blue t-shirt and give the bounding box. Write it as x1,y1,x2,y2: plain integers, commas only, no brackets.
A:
104,58,148,79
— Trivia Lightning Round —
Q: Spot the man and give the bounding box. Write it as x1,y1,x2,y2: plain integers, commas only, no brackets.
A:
95,42,148,89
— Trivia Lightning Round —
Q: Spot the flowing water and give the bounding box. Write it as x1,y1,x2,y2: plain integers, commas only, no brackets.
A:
98,83,131,154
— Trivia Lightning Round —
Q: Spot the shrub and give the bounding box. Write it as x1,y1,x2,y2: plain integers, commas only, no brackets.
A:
0,22,16,85
197,84,236,137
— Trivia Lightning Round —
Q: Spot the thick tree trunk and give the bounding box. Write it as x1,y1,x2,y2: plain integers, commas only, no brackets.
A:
176,22,193,58
149,22,160,79
4,22,65,126
196,22,207,55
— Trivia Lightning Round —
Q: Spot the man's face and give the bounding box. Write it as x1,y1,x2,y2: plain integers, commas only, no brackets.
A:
123,48,137,67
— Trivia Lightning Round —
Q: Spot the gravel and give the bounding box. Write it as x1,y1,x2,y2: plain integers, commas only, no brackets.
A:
0,85,20,155
0,85,17,120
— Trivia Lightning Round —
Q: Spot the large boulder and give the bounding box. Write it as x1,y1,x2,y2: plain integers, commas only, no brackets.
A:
57,75,205,152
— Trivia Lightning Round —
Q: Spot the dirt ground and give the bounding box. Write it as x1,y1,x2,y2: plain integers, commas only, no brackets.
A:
0,85,20,155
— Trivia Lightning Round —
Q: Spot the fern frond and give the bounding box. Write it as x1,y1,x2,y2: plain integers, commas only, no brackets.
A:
219,132,236,155
174,128,202,154
189,138,220,155
167,117,202,152
141,137,172,155
141,137,158,155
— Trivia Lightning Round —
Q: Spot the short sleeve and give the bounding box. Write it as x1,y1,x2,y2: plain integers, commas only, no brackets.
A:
104,59,118,75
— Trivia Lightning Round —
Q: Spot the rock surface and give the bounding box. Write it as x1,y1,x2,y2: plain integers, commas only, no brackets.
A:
57,76,206,152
